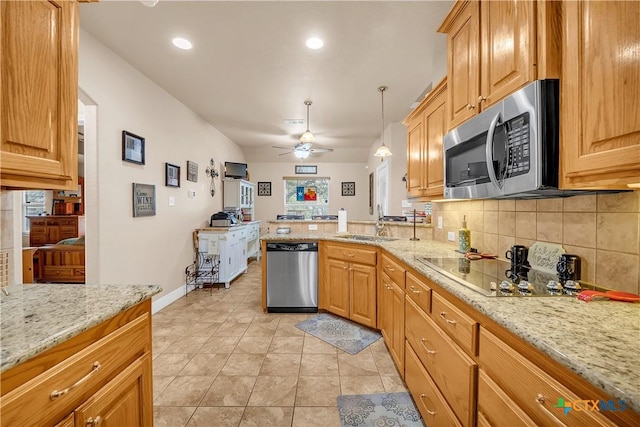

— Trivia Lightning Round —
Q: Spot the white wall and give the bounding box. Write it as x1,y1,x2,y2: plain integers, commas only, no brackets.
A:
367,122,410,217
249,162,370,225
78,30,245,300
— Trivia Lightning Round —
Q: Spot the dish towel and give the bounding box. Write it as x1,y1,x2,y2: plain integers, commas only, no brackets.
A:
207,236,219,255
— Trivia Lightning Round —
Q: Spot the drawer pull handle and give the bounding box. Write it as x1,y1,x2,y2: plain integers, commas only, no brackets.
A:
50,361,101,400
409,286,421,294
345,253,355,257
86,416,103,427
439,312,457,325
535,394,565,426
419,394,436,415
386,266,395,272
420,338,436,355
385,285,392,290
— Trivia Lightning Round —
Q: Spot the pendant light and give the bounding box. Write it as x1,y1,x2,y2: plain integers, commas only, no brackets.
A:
374,86,392,157
299,100,316,143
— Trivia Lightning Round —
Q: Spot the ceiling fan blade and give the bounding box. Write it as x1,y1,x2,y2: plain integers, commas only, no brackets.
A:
278,151,293,156
310,148,334,153
272,145,293,150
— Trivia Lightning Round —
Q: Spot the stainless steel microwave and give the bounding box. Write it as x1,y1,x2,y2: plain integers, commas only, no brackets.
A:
443,79,581,199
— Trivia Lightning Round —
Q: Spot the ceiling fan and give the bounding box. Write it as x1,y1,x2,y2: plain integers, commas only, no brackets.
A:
272,142,334,159
272,100,334,158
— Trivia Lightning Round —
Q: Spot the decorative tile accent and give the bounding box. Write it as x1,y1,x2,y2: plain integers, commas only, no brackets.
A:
341,182,356,196
258,181,271,196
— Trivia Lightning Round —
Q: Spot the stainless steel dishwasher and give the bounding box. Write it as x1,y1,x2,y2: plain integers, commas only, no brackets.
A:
266,242,318,313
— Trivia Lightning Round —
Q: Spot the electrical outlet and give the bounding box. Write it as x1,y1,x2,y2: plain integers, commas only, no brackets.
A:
447,231,456,241
437,216,443,229
188,189,196,198
308,224,318,231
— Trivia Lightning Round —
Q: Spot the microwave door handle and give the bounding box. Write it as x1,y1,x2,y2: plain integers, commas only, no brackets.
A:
486,111,503,190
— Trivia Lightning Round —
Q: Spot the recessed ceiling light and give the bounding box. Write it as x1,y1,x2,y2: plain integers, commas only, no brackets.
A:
306,37,324,50
172,37,192,50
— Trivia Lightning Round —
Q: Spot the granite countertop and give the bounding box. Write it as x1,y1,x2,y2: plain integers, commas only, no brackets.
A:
0,283,161,373
262,233,640,412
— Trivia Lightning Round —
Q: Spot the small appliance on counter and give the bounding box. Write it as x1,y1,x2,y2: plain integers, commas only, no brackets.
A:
209,211,239,227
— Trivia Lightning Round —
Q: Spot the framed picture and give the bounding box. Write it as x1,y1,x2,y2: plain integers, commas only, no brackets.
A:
165,163,180,187
122,130,145,165
342,182,356,196
132,183,156,217
258,181,271,196
187,161,198,182
295,165,317,174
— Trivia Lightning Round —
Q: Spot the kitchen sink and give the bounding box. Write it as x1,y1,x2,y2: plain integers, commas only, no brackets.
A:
334,234,398,242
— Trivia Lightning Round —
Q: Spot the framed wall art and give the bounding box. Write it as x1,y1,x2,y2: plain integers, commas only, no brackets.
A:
165,163,180,187
341,182,355,196
295,165,317,174
132,183,156,217
258,181,271,196
122,130,145,165
186,161,198,182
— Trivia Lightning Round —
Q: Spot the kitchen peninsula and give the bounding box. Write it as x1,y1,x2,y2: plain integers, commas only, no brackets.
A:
260,233,640,425
0,283,161,426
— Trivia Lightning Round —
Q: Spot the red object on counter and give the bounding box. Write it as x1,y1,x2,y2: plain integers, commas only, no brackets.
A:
577,290,640,302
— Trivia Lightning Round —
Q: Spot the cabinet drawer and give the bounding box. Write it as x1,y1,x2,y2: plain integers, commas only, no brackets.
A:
405,341,462,427
60,226,77,235
477,369,536,427
0,315,150,427
31,226,47,234
405,298,476,427
432,292,477,355
479,328,617,427
30,235,48,245
381,254,405,288
406,272,431,314
58,219,77,226
325,243,376,266
30,219,47,226
42,266,75,278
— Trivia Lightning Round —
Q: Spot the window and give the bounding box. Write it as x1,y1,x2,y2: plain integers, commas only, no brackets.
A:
23,190,47,232
283,178,329,219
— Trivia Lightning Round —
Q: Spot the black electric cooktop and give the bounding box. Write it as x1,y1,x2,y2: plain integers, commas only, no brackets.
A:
416,256,601,297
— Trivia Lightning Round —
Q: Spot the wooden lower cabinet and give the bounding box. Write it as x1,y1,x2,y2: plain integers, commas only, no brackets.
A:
405,341,462,427
0,302,153,427
479,328,617,427
321,242,377,328
477,369,536,427
405,296,476,427
75,354,151,427
379,273,405,373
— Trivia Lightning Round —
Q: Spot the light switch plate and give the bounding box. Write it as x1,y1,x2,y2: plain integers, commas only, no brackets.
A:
447,231,455,241
168,196,175,207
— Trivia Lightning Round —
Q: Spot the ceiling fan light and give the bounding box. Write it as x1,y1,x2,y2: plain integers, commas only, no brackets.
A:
299,130,315,143
294,149,311,159
374,144,393,157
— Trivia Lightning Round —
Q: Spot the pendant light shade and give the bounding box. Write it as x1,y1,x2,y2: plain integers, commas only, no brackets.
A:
300,100,316,143
374,86,392,157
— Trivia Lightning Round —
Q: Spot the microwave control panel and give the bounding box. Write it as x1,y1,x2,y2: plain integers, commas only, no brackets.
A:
501,113,530,178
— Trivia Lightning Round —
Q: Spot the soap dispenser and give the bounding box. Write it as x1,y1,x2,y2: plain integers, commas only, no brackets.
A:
458,215,471,253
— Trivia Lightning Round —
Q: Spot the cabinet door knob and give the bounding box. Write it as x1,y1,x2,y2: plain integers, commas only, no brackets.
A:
478,96,487,103
86,415,103,427
467,103,476,110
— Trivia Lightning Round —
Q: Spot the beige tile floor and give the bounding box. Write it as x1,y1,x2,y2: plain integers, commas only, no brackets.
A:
152,261,408,427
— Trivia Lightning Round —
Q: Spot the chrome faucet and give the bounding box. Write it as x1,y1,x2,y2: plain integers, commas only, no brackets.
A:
375,204,386,237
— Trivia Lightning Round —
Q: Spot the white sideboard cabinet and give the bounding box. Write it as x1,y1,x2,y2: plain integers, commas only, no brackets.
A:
223,179,255,221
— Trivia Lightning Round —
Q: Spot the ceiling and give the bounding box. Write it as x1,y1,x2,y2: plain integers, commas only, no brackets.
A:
79,1,453,163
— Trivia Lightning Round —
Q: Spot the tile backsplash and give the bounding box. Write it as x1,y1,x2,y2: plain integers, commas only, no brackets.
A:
431,191,640,293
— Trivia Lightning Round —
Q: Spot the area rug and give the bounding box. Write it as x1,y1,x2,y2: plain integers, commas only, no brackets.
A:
337,392,423,427
295,313,381,354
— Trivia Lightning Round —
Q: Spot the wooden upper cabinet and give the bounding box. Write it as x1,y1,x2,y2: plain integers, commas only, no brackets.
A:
403,78,447,200
1,0,79,190
560,1,640,189
440,0,479,129
439,0,560,130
